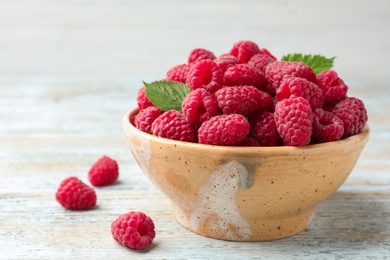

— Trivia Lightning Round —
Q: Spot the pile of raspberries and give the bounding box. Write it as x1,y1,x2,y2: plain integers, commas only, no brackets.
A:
135,40,368,146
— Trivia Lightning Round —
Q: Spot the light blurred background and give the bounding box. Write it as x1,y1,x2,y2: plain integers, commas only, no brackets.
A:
1,0,389,87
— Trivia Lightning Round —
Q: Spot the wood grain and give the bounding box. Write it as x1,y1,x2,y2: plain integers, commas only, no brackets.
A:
0,0,389,83
1,191,389,259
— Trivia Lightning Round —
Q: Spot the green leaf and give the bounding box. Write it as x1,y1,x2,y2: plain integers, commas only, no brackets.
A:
281,54,336,74
143,80,191,112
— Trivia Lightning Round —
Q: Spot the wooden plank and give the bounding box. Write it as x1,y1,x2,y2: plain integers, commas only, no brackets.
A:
0,0,389,82
1,191,389,259
1,80,389,190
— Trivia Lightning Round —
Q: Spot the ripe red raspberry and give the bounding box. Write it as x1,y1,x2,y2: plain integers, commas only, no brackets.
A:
215,86,272,116
247,54,276,73
249,111,280,146
214,54,240,73
181,88,219,128
259,48,277,61
198,114,250,146
88,156,119,186
223,64,267,91
274,97,313,146
188,48,216,64
111,211,156,250
134,106,164,133
240,137,259,146
186,59,223,93
332,97,368,138
276,77,324,109
166,64,192,83
316,70,348,107
151,110,196,142
265,61,317,95
229,40,260,63
55,177,96,210
137,87,154,109
311,108,344,144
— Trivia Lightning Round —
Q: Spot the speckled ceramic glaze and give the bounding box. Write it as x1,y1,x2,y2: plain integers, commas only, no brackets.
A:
123,108,369,241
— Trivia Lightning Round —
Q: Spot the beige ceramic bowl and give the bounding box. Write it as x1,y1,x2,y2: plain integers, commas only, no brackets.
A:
123,108,369,241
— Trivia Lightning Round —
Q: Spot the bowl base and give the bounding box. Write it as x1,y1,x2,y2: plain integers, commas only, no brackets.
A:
172,203,314,242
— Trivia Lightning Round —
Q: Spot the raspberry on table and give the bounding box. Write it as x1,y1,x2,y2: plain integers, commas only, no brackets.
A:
316,70,348,107
229,40,261,63
276,77,324,109
111,211,156,250
166,64,192,83
151,110,197,142
198,114,250,146
247,54,276,73
223,64,267,91
55,177,96,210
181,88,219,128
137,87,154,109
265,61,317,95
249,111,280,146
215,86,271,116
214,54,240,73
135,106,164,134
332,97,368,138
188,48,216,64
311,108,344,143
186,59,224,93
88,156,119,187
274,97,313,146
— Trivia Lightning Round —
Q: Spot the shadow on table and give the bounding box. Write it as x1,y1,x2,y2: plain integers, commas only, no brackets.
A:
288,191,390,243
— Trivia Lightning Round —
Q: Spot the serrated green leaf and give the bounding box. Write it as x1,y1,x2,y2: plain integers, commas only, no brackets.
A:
281,54,336,74
143,80,191,112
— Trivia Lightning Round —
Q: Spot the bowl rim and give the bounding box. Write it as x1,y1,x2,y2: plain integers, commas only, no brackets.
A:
123,108,370,154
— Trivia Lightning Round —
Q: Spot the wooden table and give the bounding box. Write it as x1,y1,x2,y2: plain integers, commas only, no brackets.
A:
1,1,389,259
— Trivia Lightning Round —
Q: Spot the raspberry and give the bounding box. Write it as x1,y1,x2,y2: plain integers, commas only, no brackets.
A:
276,77,324,109
111,211,156,250
229,40,260,63
186,59,223,93
265,61,317,95
55,177,96,210
198,114,250,146
181,88,219,128
151,110,196,142
274,97,313,146
311,108,344,144
247,54,275,73
223,64,267,91
240,137,259,146
316,70,348,106
214,54,240,73
215,86,272,116
188,48,216,64
249,111,280,146
166,64,192,83
88,156,119,186
134,106,164,133
332,97,368,138
259,48,277,61
137,87,154,109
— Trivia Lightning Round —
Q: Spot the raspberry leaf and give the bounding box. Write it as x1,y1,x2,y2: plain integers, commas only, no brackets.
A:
281,54,335,74
143,80,191,112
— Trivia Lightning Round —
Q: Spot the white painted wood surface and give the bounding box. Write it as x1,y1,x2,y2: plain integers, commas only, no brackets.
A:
0,1,389,259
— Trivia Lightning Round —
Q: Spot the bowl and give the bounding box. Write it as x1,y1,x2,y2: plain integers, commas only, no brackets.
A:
123,108,369,241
